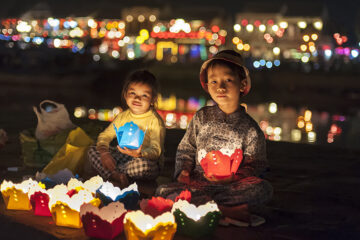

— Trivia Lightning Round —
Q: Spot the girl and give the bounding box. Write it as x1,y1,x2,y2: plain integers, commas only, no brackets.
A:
156,50,273,227
88,70,165,188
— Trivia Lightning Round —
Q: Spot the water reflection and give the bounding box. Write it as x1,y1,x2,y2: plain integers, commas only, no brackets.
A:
73,96,360,150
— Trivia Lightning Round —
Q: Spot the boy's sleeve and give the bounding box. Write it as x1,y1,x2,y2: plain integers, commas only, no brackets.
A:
96,114,121,152
235,127,267,179
141,117,165,160
174,114,198,178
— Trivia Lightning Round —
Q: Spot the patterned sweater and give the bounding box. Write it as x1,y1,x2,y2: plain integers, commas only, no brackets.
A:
175,104,267,179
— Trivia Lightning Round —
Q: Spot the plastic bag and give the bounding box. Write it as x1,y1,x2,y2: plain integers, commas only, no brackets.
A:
42,127,94,175
113,121,145,150
34,100,75,140
19,128,71,168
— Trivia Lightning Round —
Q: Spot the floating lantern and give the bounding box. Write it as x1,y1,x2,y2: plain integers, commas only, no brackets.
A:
67,175,103,194
140,190,191,218
113,121,145,150
1,179,38,210
80,201,127,240
199,148,243,179
124,211,177,240
28,183,51,216
97,182,139,210
171,200,221,238
48,185,101,228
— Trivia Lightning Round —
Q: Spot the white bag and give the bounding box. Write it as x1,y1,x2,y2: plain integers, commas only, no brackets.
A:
34,100,76,140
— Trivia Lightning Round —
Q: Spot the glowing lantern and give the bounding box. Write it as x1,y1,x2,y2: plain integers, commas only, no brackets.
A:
49,186,101,228
124,211,177,240
80,202,127,240
139,190,191,218
171,200,221,238
200,149,243,179
67,175,104,194
28,183,51,216
1,179,38,210
96,182,139,210
113,121,145,150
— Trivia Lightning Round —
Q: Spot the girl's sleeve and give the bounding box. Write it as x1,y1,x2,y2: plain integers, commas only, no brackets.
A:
96,114,121,151
141,117,165,160
174,114,198,178
235,126,267,179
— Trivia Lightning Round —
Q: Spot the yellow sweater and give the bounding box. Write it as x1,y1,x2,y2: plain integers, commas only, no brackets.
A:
96,109,165,163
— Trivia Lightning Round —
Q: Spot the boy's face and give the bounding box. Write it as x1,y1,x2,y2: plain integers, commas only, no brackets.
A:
206,64,246,109
124,82,153,115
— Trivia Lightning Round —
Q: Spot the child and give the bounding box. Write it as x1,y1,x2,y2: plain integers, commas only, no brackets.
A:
88,70,165,188
156,50,273,227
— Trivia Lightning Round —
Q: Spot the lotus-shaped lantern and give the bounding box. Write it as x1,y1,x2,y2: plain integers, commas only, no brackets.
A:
67,175,103,194
28,182,51,216
48,185,101,228
124,211,177,240
200,148,243,179
113,121,145,149
1,179,38,210
171,199,221,238
80,201,127,240
140,190,191,218
96,182,139,210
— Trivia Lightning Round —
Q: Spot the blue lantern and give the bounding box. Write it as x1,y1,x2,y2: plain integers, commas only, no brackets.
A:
113,121,145,150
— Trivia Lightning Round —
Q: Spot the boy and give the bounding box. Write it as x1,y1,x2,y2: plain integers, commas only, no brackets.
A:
156,50,273,227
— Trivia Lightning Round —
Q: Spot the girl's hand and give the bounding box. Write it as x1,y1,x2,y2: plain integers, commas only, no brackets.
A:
203,173,234,184
117,145,143,158
100,152,116,171
177,170,190,184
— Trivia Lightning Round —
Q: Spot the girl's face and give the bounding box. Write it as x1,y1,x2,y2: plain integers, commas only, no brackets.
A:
207,64,247,112
124,82,153,115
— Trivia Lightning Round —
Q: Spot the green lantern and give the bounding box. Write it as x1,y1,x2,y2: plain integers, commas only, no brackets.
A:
172,200,221,239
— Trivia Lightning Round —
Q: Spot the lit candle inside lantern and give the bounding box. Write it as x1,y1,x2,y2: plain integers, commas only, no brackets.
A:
1,179,38,210
48,185,101,228
80,201,127,240
171,200,221,238
96,182,139,210
199,148,243,179
124,211,177,240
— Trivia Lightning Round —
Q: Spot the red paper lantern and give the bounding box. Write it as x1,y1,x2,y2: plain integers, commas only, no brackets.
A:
30,191,51,216
200,149,243,179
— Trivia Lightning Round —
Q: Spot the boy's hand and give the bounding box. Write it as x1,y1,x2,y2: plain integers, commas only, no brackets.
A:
203,173,234,184
177,170,190,184
117,145,142,158
100,152,116,171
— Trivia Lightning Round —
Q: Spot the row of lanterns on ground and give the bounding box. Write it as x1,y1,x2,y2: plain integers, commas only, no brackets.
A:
1,172,221,239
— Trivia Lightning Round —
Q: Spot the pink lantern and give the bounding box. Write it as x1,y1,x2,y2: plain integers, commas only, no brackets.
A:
80,202,127,240
200,148,243,179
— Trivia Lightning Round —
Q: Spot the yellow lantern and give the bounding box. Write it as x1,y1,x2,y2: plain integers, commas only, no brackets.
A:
48,186,100,228
1,179,38,210
124,211,177,240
